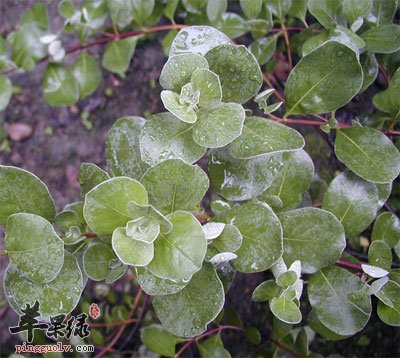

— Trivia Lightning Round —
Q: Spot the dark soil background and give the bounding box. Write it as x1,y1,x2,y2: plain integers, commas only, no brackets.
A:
0,1,399,357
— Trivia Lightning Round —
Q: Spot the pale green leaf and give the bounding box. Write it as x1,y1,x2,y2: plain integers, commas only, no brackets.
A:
147,211,206,280
249,35,278,66
203,222,226,240
366,0,397,26
368,240,392,271
160,53,209,93
106,116,149,180
208,148,283,201
205,44,262,104
361,25,400,54
139,112,206,166
372,212,400,248
217,12,249,39
278,208,345,274
377,301,400,326
206,0,227,23
322,171,379,237
152,263,224,337
343,0,372,27
136,266,190,296
240,0,262,19
0,74,12,111
72,52,102,99
42,64,80,106
112,227,154,266
259,150,314,211
308,0,346,28
126,216,159,243
308,265,371,335
229,117,304,159
360,52,379,93
4,251,83,321
141,159,209,214
83,242,116,280
83,177,148,236
193,103,245,148
161,90,197,123
227,201,283,272
141,324,178,357
181,0,207,14
266,0,292,20
285,41,362,115
106,0,133,28
288,0,309,25
0,166,56,225
361,264,389,278
131,0,154,25
335,127,400,183
5,213,64,283
102,37,138,78
191,68,222,107
308,309,352,341
213,224,243,253
169,25,231,56
79,162,110,198
270,297,302,324
252,280,281,302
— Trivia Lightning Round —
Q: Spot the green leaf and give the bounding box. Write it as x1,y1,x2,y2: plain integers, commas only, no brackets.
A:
161,90,197,124
193,103,245,148
285,41,362,115
259,150,314,211
160,53,209,93
208,148,282,201
136,266,190,296
270,297,302,324
377,300,400,326
213,224,243,253
240,0,262,19
266,0,292,20
206,0,227,23
252,280,281,302
72,52,102,99
361,264,389,278
106,0,133,28
217,13,249,39
182,0,207,14
343,0,372,28
59,0,75,18
288,0,309,25
308,309,352,341
361,25,400,54
141,324,178,357
198,335,231,357
147,211,206,280
191,68,222,107
42,64,80,106
127,201,172,234
0,74,12,111
83,177,148,236
83,242,116,280
229,117,304,159
152,263,224,337
131,0,154,25
308,0,346,29
126,216,159,243
55,209,84,236
139,112,206,166
373,66,400,121
227,201,283,272
366,0,397,26
360,52,379,93
4,251,83,321
335,127,400,183
5,213,64,283
203,222,225,240
0,166,56,225
278,208,346,274
308,265,372,335
302,32,329,56
249,35,278,66
106,116,148,180
141,159,209,214
205,44,262,104
169,26,231,57
102,37,138,78
372,212,400,248
79,162,110,198
22,2,48,29
112,227,154,266
368,240,392,271
322,171,379,237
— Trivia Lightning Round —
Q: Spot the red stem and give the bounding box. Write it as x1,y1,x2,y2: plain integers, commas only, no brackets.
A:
175,326,245,357
335,259,363,271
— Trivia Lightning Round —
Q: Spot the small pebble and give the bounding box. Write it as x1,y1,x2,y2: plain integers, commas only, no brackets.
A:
8,123,33,142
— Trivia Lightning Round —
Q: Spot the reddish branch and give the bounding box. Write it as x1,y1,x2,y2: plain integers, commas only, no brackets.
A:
89,318,138,328
335,259,363,271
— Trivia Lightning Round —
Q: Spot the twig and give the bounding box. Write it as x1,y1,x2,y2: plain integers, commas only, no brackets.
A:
262,72,285,102
89,318,139,328
269,338,301,357
175,325,245,357
335,259,363,271
95,288,143,358
280,20,292,70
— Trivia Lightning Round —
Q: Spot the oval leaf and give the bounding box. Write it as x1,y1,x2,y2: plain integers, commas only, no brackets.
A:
371,212,400,248
72,52,102,99
83,242,116,281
